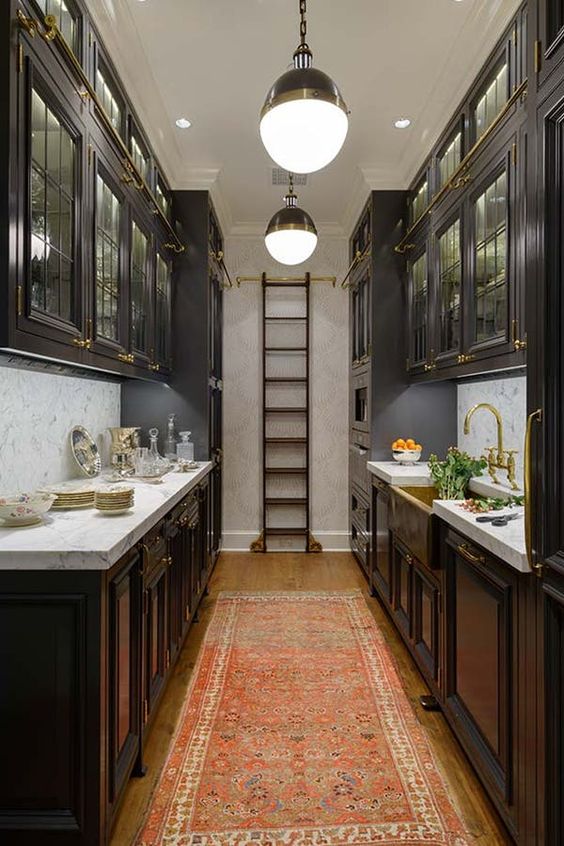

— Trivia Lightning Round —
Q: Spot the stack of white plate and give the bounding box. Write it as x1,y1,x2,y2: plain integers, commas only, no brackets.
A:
94,486,135,515
41,481,96,509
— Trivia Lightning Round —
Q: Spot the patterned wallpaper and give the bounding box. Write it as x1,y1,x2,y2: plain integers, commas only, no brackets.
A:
222,235,350,550
0,361,120,491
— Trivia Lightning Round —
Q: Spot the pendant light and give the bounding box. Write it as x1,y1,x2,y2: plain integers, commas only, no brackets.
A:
260,0,349,174
265,174,318,266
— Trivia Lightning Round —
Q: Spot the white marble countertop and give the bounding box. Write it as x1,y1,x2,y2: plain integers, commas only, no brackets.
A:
367,460,529,573
433,500,529,573
0,462,212,571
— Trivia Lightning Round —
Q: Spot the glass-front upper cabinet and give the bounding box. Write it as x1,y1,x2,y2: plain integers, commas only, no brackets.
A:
438,127,463,189
34,0,80,55
130,219,152,361
473,58,509,141
436,215,462,365
154,252,172,371
411,176,429,225
95,59,124,137
25,81,84,346
129,122,151,186
409,248,429,371
92,155,126,357
155,174,171,221
473,169,508,344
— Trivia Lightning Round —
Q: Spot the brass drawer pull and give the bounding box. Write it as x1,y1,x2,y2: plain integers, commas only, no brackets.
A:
117,351,135,364
405,553,413,565
525,408,543,577
457,543,485,566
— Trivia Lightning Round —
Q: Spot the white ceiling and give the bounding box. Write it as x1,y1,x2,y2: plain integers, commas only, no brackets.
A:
90,0,521,235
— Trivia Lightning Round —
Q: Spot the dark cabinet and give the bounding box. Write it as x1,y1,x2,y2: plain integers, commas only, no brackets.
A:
351,261,371,367
140,525,169,728
2,4,181,379
389,532,441,696
433,207,462,370
536,0,564,92
443,527,519,836
108,549,141,808
407,241,430,374
371,479,392,605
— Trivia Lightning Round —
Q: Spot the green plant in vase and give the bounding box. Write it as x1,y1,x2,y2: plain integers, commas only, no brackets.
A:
428,448,488,500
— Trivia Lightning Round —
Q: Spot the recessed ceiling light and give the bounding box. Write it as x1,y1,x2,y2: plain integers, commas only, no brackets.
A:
394,118,411,129
175,118,192,129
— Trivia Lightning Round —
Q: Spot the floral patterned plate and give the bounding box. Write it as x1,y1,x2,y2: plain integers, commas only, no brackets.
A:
0,492,56,527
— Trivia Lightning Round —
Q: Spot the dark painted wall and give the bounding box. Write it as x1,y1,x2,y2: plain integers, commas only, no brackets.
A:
121,191,211,458
369,191,457,460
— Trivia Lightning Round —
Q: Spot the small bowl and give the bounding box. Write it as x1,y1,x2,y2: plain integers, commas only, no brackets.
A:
0,492,56,527
392,449,422,466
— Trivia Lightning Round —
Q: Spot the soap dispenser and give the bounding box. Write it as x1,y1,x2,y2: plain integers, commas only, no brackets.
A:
177,431,194,462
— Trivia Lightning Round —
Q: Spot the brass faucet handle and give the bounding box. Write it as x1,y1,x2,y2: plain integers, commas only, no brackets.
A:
484,447,500,485
506,449,520,491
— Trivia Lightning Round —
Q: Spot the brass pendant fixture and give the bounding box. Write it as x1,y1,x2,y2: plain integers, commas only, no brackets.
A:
259,0,349,174
265,174,318,266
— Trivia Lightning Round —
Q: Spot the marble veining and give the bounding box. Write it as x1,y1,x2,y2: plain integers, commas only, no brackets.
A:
0,463,212,570
0,364,120,491
458,374,526,487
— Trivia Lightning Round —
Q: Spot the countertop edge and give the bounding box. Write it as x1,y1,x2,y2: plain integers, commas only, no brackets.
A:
0,462,213,572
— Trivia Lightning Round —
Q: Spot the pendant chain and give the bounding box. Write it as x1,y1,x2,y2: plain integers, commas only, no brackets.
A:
299,0,307,44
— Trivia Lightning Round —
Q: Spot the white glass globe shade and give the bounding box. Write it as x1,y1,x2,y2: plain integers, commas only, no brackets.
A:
265,228,318,266
260,98,348,174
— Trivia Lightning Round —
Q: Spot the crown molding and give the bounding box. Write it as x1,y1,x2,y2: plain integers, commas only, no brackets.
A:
88,0,184,186
398,0,522,188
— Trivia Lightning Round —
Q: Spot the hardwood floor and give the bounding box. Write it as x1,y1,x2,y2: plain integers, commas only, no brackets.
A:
110,551,512,845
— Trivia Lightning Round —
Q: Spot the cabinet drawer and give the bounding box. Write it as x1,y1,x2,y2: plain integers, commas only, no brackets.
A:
351,487,370,534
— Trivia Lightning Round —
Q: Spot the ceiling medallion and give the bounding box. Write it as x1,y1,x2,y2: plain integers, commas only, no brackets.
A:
259,0,349,174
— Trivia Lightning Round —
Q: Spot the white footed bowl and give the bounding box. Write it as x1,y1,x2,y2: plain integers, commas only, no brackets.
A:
0,492,56,526
392,449,422,466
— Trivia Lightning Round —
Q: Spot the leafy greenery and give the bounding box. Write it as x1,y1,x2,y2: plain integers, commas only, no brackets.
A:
461,494,525,512
428,448,488,500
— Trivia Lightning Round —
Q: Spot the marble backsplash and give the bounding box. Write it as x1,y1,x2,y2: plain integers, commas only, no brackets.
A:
0,362,120,491
457,373,526,489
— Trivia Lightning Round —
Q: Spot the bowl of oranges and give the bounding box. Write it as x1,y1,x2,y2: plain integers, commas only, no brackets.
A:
391,437,423,465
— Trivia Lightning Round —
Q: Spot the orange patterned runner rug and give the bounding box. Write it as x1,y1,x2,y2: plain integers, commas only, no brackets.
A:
136,591,469,845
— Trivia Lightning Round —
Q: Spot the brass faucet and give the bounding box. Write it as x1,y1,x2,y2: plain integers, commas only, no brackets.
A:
463,403,519,491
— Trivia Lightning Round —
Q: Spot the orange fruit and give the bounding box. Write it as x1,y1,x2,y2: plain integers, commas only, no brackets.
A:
392,440,398,449
415,443,423,451
406,438,416,449
396,438,406,449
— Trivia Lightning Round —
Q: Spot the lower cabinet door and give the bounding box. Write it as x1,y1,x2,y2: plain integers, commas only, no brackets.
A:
371,482,392,604
108,549,141,805
392,538,413,638
444,530,518,832
412,563,440,688
144,557,169,722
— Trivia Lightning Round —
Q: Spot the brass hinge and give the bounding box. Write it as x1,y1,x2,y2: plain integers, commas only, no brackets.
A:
512,142,517,166
16,285,23,316
87,144,92,168
17,43,23,74
88,31,93,47
512,25,517,46
512,319,527,351
405,357,410,372
185,606,190,622
165,649,170,670
143,699,148,724
534,40,542,74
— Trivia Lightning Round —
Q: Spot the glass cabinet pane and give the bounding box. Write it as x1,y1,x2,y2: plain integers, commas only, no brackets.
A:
36,0,79,53
155,253,171,363
438,131,462,187
95,65,122,135
473,170,508,343
30,88,76,323
411,180,428,223
438,219,461,353
130,135,149,183
95,174,121,342
548,1,564,42
410,252,428,364
131,222,149,353
474,61,508,140
156,182,169,218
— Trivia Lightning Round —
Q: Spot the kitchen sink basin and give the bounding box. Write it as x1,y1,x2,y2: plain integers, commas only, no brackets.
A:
389,485,439,569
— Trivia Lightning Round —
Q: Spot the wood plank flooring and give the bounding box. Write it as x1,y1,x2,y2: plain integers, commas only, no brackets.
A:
110,551,512,845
